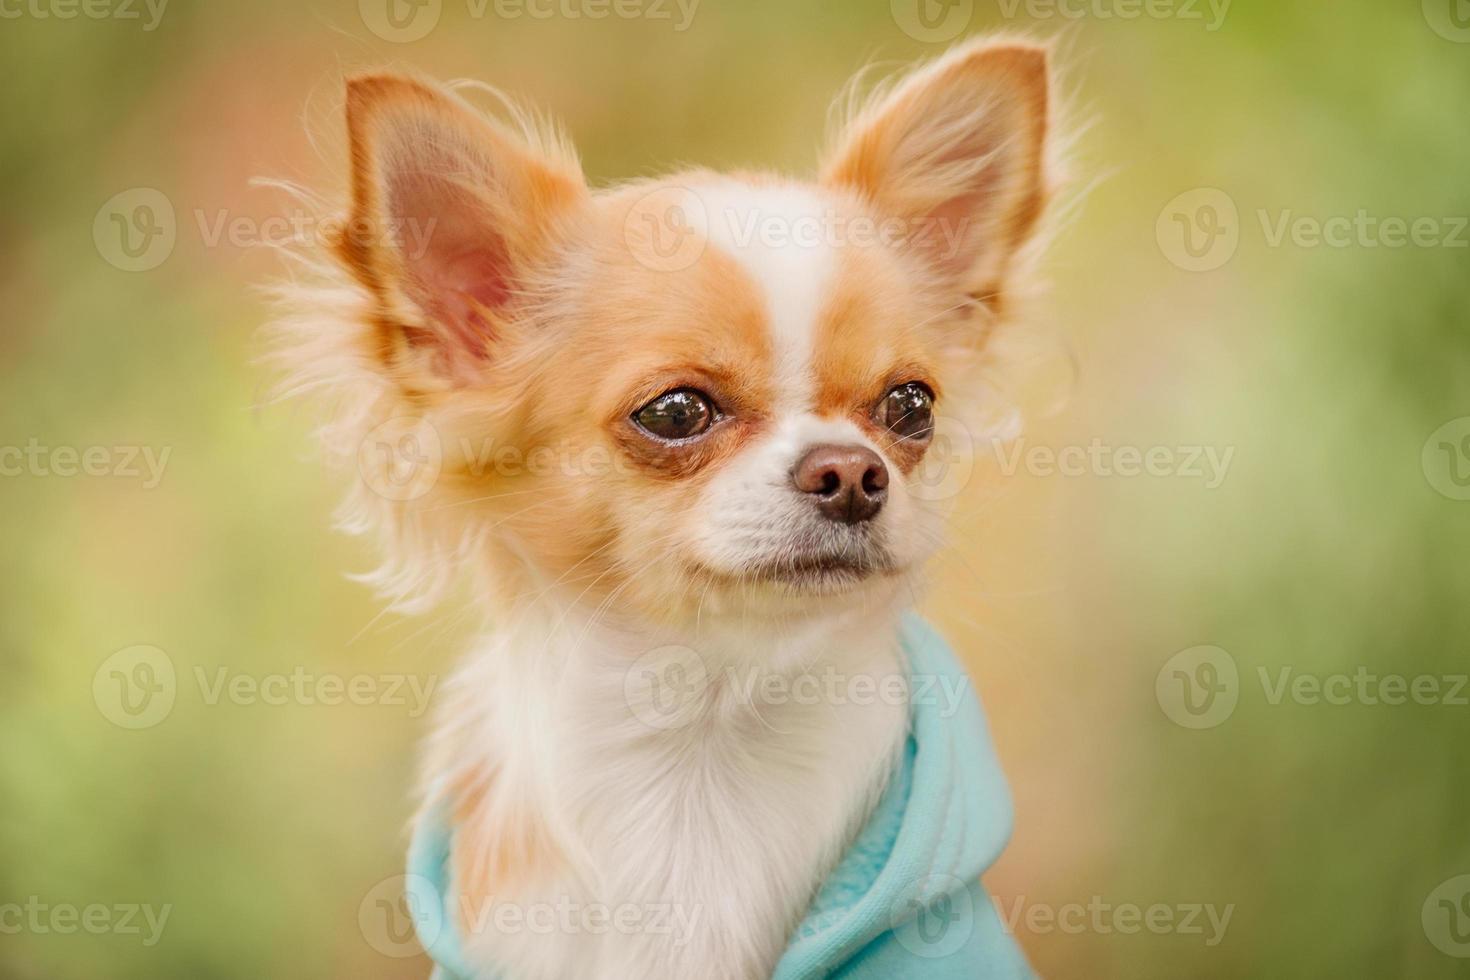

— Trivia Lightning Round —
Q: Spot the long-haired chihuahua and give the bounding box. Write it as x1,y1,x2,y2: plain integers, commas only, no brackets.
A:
270,35,1056,980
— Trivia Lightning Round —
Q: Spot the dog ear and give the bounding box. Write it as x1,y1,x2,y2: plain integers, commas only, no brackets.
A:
337,74,587,385
821,40,1050,307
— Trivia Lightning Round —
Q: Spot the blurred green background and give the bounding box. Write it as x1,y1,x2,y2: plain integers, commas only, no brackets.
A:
2,1,1468,977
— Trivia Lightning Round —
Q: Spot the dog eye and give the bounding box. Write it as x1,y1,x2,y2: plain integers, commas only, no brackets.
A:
878,383,935,441
632,388,715,441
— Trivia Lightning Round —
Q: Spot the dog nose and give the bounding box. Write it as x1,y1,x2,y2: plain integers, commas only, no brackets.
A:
792,444,889,524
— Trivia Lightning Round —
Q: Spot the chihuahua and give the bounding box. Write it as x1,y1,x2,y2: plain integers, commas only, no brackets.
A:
271,35,1054,980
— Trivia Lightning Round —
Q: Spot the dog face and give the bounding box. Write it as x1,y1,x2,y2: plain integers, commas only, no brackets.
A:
575,178,956,611
312,40,1050,624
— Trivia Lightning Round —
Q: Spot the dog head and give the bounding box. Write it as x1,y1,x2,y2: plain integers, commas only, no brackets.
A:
280,38,1054,627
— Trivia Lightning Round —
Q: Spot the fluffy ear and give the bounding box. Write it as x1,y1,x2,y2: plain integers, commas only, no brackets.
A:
337,74,587,384
821,40,1050,306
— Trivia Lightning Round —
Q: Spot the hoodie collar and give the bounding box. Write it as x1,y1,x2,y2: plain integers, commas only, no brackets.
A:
406,614,1017,979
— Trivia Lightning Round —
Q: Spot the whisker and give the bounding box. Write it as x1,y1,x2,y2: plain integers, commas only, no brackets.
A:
417,487,546,514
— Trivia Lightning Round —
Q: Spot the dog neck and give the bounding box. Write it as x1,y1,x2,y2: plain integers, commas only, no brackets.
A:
426,582,913,979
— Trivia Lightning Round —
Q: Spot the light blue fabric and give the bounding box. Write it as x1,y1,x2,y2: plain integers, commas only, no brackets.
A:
407,614,1033,979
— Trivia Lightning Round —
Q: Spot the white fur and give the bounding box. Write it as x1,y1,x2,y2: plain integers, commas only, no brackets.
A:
694,181,834,410
681,183,942,583
436,594,910,979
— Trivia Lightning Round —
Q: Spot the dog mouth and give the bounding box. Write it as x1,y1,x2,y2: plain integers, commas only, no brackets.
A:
684,521,904,596
703,547,901,594
753,552,890,580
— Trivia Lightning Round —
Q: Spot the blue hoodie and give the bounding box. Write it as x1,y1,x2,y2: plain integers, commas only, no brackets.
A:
406,615,1034,979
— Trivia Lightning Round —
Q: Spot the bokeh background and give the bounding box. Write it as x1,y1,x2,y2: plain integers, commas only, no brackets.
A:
3,1,1469,977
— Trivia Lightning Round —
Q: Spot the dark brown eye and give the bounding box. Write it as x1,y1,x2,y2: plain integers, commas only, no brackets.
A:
879,383,935,442
632,388,715,441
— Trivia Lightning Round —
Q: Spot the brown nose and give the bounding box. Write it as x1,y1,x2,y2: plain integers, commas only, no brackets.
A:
792,444,889,524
